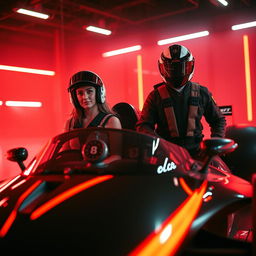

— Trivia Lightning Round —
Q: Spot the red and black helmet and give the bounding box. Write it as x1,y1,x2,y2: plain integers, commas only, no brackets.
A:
158,44,195,88
68,71,106,108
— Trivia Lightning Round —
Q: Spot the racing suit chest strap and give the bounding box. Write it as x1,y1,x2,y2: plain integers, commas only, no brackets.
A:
187,83,200,136
157,83,200,138
157,84,179,137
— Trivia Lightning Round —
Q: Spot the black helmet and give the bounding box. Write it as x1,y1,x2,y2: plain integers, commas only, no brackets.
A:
158,44,194,88
68,71,106,108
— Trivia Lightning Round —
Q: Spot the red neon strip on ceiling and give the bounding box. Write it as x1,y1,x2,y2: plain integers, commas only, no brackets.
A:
30,175,113,220
0,180,42,237
129,180,207,256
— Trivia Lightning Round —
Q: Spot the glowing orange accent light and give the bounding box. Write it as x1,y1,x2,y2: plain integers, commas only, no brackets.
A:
137,55,144,110
179,178,193,195
0,181,42,237
30,175,113,220
243,35,253,121
203,195,212,202
129,180,207,256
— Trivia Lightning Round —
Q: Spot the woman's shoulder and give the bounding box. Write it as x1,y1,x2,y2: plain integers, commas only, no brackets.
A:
102,113,122,129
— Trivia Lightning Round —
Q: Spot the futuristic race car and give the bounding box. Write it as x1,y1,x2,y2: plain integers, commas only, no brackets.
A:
0,125,254,256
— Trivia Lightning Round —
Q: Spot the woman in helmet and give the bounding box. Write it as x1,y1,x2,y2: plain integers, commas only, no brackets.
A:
136,44,226,157
65,70,121,131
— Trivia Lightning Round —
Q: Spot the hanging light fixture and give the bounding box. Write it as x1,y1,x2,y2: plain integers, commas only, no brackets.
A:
85,25,112,35
15,8,50,19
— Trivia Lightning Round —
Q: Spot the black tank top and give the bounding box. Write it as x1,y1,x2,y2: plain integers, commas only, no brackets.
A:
69,112,115,130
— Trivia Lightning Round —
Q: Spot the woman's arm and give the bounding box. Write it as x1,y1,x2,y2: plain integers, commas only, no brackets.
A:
105,116,122,129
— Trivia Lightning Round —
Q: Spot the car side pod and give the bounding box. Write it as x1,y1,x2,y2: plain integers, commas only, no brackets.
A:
6,147,28,171
199,137,238,174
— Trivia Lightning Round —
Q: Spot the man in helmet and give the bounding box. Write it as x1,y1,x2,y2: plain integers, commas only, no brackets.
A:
65,70,121,131
136,44,226,157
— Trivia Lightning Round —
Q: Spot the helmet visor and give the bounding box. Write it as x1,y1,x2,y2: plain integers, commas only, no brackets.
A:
163,60,194,78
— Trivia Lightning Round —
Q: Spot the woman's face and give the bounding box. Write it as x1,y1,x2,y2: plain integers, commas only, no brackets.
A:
76,86,97,110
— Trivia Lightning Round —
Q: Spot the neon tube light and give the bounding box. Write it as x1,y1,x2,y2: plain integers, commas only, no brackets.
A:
232,21,256,31
217,0,228,6
5,101,42,107
137,55,144,110
0,65,55,76
16,8,49,19
243,35,253,121
0,101,2,105
85,26,112,35
157,31,209,45
102,45,142,57
30,175,113,220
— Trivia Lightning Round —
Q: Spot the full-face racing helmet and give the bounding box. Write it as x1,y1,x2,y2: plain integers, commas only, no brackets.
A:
158,44,195,88
68,71,106,108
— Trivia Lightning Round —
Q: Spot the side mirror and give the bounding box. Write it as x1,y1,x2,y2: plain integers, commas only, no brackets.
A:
200,137,238,173
201,137,238,156
6,147,28,171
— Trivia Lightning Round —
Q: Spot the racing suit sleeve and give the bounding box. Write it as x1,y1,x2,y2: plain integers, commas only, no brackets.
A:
203,88,226,138
136,90,158,136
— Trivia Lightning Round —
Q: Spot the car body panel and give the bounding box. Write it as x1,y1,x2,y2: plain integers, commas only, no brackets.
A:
0,128,253,255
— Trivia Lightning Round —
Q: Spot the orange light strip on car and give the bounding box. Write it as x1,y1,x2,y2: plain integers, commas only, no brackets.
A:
137,55,144,110
179,178,193,195
30,175,113,220
243,35,253,121
0,180,42,237
129,180,207,256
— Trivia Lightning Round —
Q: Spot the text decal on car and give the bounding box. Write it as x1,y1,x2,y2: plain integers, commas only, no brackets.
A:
152,138,160,155
157,157,177,174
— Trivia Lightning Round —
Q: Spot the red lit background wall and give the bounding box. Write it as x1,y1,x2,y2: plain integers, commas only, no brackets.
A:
0,12,255,179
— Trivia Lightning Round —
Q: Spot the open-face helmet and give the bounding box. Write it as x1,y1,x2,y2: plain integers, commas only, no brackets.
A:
68,71,106,108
